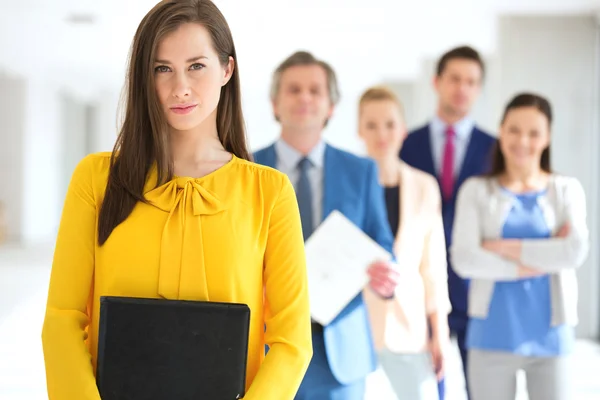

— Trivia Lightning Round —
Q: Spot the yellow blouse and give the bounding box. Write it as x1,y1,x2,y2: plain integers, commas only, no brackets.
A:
41,152,312,400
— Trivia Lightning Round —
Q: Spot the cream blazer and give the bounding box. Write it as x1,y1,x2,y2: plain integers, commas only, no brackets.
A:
364,161,451,353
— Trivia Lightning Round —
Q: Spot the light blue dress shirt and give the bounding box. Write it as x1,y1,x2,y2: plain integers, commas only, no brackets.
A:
275,138,326,229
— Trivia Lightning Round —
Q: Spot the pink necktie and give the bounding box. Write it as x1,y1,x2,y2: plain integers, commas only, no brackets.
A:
441,126,455,201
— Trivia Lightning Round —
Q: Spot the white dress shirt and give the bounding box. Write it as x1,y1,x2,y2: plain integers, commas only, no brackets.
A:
429,115,475,177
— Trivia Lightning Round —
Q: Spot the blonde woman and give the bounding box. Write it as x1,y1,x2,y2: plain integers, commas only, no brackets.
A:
359,87,451,400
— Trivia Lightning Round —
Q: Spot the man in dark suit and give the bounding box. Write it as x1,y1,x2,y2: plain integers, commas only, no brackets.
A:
400,46,496,400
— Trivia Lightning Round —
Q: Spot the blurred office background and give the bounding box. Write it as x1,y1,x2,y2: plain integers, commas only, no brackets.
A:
1,0,600,398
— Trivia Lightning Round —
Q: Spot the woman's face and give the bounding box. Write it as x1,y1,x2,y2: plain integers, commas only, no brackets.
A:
154,23,233,133
499,106,550,172
358,99,406,161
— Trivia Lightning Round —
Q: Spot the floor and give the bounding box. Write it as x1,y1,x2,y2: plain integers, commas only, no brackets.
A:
1,242,599,399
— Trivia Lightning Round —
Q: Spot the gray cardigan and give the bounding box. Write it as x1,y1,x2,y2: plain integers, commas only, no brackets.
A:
450,175,589,326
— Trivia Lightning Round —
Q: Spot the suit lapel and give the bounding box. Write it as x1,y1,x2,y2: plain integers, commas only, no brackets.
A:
455,128,484,192
322,144,337,223
421,126,437,177
260,144,277,169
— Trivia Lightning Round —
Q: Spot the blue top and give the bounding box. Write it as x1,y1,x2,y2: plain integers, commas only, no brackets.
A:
466,188,574,356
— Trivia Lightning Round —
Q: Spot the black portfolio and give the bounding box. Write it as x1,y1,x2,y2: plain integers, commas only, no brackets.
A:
96,296,250,400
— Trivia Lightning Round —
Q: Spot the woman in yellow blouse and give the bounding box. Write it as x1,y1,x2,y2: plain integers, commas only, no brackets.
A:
41,1,312,399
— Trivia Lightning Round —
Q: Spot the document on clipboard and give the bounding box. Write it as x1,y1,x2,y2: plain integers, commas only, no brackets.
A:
304,210,392,326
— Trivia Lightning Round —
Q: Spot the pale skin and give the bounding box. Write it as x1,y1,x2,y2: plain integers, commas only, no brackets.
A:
273,64,334,154
154,22,234,178
272,64,399,300
358,98,448,380
434,58,482,125
480,106,569,276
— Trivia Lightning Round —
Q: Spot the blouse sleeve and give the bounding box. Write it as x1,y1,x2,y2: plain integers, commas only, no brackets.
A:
243,175,312,399
41,154,102,399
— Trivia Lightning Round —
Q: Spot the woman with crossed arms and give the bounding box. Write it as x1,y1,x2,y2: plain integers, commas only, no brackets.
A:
451,93,589,400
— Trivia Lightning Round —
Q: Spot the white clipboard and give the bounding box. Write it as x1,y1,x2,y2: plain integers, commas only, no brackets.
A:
304,210,392,326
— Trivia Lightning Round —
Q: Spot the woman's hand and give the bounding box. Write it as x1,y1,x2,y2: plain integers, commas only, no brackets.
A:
428,334,446,381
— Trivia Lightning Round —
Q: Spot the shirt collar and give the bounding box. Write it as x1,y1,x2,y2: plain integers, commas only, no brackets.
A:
431,114,475,141
275,138,326,170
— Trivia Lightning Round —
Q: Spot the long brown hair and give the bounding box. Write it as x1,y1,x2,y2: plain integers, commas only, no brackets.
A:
98,0,250,245
488,92,552,176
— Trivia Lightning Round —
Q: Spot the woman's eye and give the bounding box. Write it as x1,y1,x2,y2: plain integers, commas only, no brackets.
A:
155,65,170,73
190,63,205,71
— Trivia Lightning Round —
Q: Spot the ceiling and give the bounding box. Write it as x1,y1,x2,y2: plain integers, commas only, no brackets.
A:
0,0,598,98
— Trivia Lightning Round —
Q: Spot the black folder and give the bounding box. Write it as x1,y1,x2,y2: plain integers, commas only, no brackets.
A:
96,296,250,400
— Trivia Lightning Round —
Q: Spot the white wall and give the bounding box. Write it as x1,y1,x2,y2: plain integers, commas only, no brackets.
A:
0,75,63,244
90,89,122,154
0,73,26,242
60,93,90,199
21,80,63,244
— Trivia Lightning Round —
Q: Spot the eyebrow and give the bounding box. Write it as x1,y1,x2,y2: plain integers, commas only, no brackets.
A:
154,56,208,64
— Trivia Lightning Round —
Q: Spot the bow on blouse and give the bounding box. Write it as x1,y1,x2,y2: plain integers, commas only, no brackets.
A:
145,177,226,301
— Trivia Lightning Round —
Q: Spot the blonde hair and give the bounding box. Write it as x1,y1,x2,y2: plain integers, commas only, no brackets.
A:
358,86,405,120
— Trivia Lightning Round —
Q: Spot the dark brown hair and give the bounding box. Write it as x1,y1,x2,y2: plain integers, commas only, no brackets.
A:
488,92,552,176
98,0,249,245
436,45,485,78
